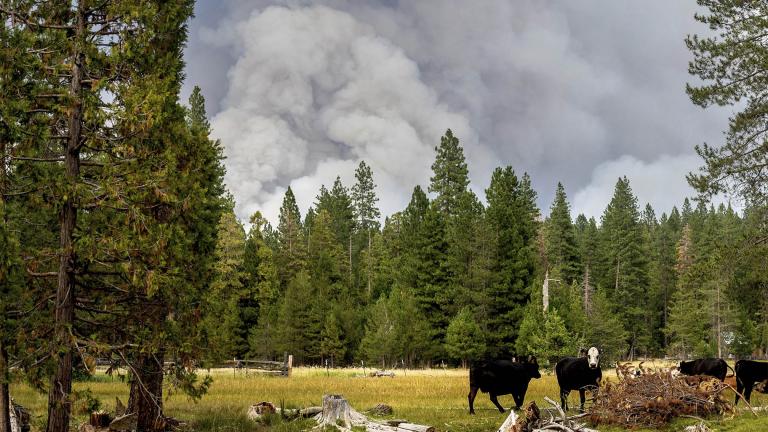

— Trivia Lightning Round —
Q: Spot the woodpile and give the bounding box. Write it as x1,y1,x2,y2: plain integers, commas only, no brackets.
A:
497,398,597,432
589,369,739,429
369,370,395,378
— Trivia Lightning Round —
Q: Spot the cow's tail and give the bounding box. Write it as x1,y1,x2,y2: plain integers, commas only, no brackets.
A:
726,362,736,378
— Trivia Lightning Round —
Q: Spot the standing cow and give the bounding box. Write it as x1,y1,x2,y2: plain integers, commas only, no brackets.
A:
734,359,768,404
468,356,541,414
677,358,731,381
555,347,602,412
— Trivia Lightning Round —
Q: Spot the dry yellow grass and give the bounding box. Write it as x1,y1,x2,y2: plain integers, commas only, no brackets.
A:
9,366,768,431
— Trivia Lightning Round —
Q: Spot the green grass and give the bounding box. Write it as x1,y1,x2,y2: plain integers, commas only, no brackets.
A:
10,366,768,431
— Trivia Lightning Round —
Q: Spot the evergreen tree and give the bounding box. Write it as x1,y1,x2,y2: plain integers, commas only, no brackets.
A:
277,187,306,285
319,313,346,367
352,161,381,296
544,183,580,285
245,212,281,359
277,271,322,363
667,225,711,357
187,86,211,133
686,0,768,204
484,167,539,355
204,206,247,359
429,129,470,217
597,177,650,358
445,307,486,368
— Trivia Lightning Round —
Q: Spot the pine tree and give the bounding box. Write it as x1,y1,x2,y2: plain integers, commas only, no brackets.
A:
575,215,599,315
429,129,470,217
484,167,539,355
319,313,346,366
277,187,306,285
187,86,211,133
204,206,247,359
245,212,281,359
445,307,486,368
352,161,381,296
686,0,768,204
544,183,580,285
667,225,711,357
0,2,198,429
597,177,650,358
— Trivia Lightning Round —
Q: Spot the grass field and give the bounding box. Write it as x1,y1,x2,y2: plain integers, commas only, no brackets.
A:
10,364,768,431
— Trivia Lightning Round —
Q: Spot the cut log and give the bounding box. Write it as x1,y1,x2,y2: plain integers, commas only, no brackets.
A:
369,370,395,378
396,423,434,432
299,407,323,417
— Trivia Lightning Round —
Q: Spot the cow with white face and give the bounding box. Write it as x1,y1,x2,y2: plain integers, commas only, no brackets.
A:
555,347,603,411
586,347,599,369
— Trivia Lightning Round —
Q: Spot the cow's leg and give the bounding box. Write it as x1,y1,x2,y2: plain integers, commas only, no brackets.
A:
468,386,479,415
736,378,743,405
560,389,569,411
512,392,523,410
744,383,754,404
578,389,586,412
489,393,505,413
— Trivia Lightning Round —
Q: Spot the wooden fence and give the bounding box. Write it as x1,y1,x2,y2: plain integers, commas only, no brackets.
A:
221,354,293,377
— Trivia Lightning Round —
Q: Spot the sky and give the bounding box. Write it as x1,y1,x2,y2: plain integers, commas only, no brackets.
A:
181,0,734,225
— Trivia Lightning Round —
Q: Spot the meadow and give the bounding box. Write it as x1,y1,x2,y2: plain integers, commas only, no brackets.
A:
10,364,768,432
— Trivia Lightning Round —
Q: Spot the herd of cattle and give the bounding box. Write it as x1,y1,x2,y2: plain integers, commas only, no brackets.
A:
467,347,768,414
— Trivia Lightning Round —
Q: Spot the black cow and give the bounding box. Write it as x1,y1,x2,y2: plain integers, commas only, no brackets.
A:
677,358,730,381
555,347,601,412
735,359,768,404
468,356,541,414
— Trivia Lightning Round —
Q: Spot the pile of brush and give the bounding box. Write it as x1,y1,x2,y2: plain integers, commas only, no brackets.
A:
589,365,736,429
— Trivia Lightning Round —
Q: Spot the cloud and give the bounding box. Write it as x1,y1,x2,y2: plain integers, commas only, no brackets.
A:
187,0,734,224
571,154,733,221
209,5,492,222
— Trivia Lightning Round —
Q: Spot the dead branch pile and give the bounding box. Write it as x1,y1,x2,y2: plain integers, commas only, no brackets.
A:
498,398,596,432
589,369,734,429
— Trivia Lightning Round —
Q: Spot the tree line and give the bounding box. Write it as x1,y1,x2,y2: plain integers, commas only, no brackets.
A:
211,128,768,371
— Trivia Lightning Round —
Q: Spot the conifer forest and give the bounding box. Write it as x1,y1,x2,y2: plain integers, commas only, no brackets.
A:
1,1,768,431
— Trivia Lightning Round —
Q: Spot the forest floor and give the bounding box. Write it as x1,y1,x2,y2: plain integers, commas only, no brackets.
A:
10,364,768,432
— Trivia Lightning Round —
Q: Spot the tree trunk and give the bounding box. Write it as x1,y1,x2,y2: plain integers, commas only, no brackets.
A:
46,4,84,431
367,229,372,297
0,341,10,432
127,350,165,432
583,265,591,316
716,283,722,358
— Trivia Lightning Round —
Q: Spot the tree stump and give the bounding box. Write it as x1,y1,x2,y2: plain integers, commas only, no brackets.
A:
314,395,433,432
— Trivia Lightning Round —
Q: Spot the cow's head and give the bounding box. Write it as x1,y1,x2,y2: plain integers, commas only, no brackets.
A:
587,347,600,369
524,355,542,379
678,360,693,375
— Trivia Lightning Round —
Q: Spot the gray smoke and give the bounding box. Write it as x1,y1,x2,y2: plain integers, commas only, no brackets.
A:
184,0,732,223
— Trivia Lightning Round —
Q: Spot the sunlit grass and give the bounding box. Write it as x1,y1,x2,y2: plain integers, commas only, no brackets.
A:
10,365,768,431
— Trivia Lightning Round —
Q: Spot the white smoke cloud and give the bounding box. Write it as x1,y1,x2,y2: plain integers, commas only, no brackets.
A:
572,154,735,221
187,0,734,224
209,5,491,222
